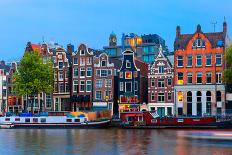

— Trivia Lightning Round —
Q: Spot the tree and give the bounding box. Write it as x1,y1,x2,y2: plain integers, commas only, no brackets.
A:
13,51,53,113
224,44,232,84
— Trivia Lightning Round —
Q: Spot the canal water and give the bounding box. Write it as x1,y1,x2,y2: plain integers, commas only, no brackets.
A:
0,129,232,155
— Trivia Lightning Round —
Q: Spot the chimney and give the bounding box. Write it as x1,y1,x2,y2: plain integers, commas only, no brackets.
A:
176,26,181,38
223,21,227,34
67,44,74,55
197,24,201,32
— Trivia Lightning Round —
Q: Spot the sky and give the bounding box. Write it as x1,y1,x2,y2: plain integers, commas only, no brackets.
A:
0,0,231,61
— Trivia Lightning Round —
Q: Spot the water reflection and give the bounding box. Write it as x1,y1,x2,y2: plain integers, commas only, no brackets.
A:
0,129,232,155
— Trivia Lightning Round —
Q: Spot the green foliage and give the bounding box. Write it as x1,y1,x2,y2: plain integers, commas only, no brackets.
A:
13,51,54,97
224,44,232,84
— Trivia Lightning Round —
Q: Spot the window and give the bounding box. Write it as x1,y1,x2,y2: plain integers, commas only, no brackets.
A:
125,71,132,79
58,62,63,69
74,58,78,64
216,54,222,66
151,79,155,87
33,118,38,123
74,68,78,77
120,82,123,91
75,119,80,122
168,78,172,86
168,92,172,101
86,81,92,92
197,39,201,47
206,72,212,84
87,57,92,65
73,80,78,92
100,70,107,77
96,70,100,76
134,81,138,91
196,72,202,84
46,93,52,108
216,72,222,84
101,60,106,67
196,55,202,66
178,92,183,102
108,69,112,76
15,118,20,121
86,68,92,77
158,79,164,87
158,66,164,73
80,68,85,76
151,92,155,101
59,71,63,80
105,91,112,99
59,84,64,93
187,55,192,67
217,91,221,102
96,91,102,100
125,82,132,92
105,79,112,87
126,60,131,68
41,118,46,123
80,58,85,65
177,56,183,67
206,54,212,66
120,72,123,78
134,71,138,78
96,80,102,88
202,40,206,47
187,73,192,84
177,72,183,85
80,50,85,55
197,91,202,102
80,81,85,92
158,93,165,102
66,83,69,92
25,118,30,123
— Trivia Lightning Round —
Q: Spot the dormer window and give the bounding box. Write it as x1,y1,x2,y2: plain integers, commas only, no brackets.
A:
126,60,131,68
80,50,85,55
101,60,106,67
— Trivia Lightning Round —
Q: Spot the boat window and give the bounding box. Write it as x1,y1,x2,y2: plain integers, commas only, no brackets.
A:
74,119,80,123
168,119,174,123
33,118,38,123
5,118,10,121
151,119,157,123
66,119,72,123
177,119,184,123
41,118,46,123
160,118,165,123
15,118,20,121
25,118,30,123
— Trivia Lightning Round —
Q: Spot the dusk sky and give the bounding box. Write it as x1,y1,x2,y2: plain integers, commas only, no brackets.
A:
0,0,231,61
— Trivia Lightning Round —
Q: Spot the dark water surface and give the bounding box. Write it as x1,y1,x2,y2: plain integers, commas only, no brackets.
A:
0,129,232,155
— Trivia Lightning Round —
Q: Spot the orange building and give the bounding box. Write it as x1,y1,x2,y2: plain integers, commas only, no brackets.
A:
174,22,229,116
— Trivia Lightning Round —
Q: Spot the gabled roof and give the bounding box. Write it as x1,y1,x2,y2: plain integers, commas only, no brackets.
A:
174,30,225,50
134,58,148,77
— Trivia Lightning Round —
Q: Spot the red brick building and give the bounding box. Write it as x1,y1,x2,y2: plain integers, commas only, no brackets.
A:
92,52,115,111
148,45,174,116
71,44,94,111
174,22,228,116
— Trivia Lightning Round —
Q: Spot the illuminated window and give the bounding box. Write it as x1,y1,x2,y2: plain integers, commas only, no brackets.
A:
178,92,183,102
177,72,183,85
125,71,132,79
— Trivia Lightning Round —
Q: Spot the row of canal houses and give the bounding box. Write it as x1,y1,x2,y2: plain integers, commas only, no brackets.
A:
1,22,231,117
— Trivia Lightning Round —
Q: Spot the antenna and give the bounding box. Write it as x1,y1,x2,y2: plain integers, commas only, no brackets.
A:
211,21,217,32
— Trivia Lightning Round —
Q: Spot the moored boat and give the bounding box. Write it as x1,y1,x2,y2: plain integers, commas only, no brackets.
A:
0,112,110,129
119,111,232,129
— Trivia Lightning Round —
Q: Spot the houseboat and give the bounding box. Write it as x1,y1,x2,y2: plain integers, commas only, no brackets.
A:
0,112,110,129
119,111,232,129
